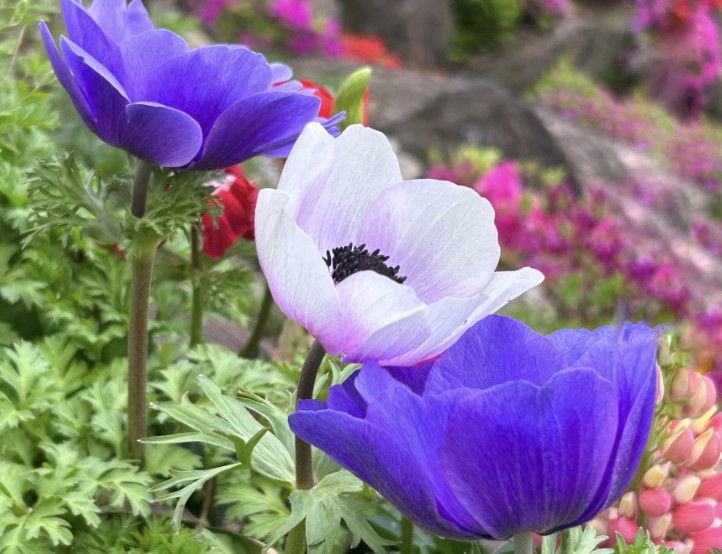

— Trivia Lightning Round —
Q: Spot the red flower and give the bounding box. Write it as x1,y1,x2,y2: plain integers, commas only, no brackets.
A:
300,79,335,119
202,166,259,259
340,33,402,69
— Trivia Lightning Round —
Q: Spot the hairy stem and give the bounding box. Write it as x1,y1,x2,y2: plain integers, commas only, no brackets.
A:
400,517,414,554
130,161,153,218
239,284,273,358
514,532,534,554
127,240,156,462
127,160,157,463
285,340,326,554
190,224,204,347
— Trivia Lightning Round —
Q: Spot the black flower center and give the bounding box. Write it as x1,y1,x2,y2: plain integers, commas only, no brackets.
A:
323,243,407,285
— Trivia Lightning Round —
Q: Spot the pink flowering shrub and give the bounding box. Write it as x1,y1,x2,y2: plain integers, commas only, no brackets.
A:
195,0,345,58
533,62,722,193
192,0,400,65
634,0,722,116
591,356,722,553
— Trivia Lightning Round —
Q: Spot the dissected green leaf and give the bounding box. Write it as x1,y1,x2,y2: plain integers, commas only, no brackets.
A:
151,463,241,529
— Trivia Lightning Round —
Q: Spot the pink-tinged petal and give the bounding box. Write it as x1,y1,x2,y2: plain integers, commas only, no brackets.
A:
359,179,499,303
334,272,425,355
104,29,188,100
690,527,722,554
697,473,722,501
606,517,640,545
672,502,715,533
87,0,153,43
255,189,342,353
124,102,202,167
294,125,403,254
191,91,320,171
440,370,619,538
276,122,336,222
344,267,543,365
639,488,672,517
59,0,115,62
141,45,272,135
39,22,98,134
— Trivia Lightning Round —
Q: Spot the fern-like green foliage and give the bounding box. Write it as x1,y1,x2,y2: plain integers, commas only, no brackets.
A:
451,0,522,59
540,527,676,554
0,341,154,552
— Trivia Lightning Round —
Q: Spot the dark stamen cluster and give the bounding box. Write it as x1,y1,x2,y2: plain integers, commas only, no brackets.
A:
324,243,406,285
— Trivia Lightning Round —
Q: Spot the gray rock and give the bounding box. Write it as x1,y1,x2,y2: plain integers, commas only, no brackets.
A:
292,58,576,185
468,4,637,94
338,0,452,68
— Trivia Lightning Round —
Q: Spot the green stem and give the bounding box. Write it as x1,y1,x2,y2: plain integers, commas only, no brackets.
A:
400,517,414,554
127,239,157,462
127,160,157,463
130,161,153,218
190,224,203,347
285,340,326,554
295,340,326,489
514,533,534,554
239,285,273,358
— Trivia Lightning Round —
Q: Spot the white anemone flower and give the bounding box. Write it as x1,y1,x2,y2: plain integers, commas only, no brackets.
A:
255,123,544,366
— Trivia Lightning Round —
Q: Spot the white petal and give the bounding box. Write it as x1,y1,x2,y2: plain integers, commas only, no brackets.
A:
344,267,544,366
334,272,425,355
255,189,343,353
277,122,336,226
297,124,403,253
359,179,500,303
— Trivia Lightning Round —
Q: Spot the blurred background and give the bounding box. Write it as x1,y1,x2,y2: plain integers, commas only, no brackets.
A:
6,0,722,383
166,0,722,386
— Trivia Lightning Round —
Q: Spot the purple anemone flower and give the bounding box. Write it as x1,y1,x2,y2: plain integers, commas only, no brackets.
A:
290,316,659,539
255,124,544,366
39,0,341,170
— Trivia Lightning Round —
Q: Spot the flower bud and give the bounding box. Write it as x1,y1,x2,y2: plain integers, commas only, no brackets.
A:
656,364,665,404
606,516,639,544
619,491,637,519
705,412,722,434
672,501,715,533
684,374,711,418
643,463,670,488
674,475,702,504
663,425,696,465
648,514,672,540
671,368,697,402
640,488,673,517
691,406,718,435
586,517,607,537
689,430,722,471
697,473,722,501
